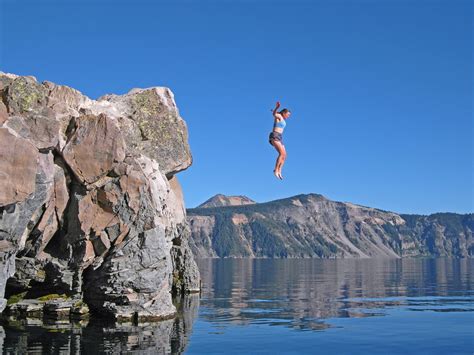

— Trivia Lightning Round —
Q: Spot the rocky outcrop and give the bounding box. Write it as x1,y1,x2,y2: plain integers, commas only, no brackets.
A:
187,194,473,258
0,72,200,321
198,194,256,208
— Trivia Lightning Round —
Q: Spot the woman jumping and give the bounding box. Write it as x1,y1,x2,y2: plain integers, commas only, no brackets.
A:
269,101,291,180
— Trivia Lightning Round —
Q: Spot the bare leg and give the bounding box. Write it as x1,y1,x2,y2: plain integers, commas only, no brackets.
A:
276,144,287,178
271,141,287,179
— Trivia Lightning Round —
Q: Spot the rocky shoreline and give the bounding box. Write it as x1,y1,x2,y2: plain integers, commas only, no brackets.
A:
0,293,200,353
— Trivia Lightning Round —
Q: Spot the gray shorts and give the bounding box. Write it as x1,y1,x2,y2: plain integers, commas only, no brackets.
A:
269,131,283,145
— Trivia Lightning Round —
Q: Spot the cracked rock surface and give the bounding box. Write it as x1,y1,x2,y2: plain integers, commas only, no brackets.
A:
0,72,200,321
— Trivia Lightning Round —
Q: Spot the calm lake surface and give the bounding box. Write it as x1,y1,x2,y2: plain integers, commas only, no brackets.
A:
1,258,473,354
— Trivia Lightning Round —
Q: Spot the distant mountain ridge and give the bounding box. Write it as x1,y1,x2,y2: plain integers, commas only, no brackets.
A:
197,194,256,208
187,193,473,258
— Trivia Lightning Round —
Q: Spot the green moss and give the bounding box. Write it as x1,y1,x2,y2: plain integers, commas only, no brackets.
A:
73,300,84,308
7,291,27,305
172,271,181,285
3,319,24,330
37,293,69,301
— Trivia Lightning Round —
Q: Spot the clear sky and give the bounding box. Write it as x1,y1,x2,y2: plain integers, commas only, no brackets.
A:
1,0,472,214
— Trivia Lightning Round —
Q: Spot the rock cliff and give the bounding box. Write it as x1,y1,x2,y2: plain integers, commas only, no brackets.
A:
0,72,200,321
187,194,473,258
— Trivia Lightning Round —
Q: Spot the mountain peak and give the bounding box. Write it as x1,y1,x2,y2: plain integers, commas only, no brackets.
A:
197,194,256,208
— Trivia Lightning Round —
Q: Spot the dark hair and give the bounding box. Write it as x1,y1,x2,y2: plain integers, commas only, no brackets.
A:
279,108,291,115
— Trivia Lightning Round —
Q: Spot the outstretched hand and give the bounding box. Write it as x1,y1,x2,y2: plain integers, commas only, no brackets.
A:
276,101,281,108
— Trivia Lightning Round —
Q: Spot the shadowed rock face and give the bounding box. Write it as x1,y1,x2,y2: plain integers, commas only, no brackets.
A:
0,72,200,321
187,194,473,258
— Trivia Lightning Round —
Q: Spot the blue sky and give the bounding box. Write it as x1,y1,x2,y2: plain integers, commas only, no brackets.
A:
1,0,472,214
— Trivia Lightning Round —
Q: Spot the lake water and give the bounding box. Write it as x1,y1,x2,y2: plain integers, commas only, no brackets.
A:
1,258,473,354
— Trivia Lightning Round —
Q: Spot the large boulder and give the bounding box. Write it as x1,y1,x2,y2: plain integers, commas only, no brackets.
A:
0,72,200,319
62,113,125,184
4,76,48,115
96,88,192,177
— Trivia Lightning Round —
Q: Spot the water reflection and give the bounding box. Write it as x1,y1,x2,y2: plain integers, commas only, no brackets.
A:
1,259,472,353
196,258,473,331
0,293,200,354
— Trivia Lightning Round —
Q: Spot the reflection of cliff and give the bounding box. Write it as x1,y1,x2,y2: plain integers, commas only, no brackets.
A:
188,194,473,258
196,258,473,330
0,293,200,353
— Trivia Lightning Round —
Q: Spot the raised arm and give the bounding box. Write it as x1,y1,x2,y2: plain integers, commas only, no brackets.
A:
272,101,282,119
